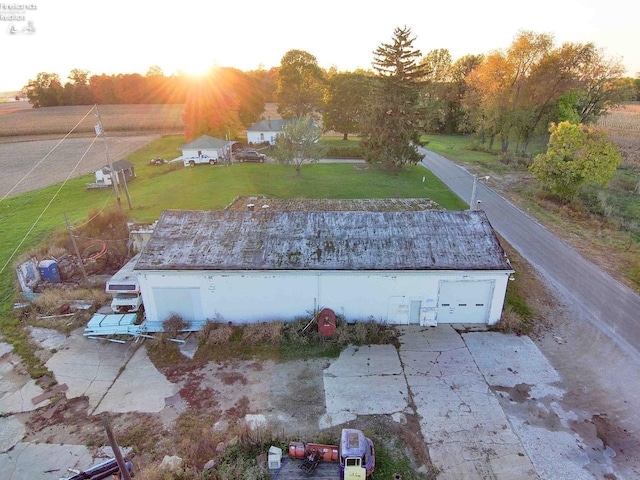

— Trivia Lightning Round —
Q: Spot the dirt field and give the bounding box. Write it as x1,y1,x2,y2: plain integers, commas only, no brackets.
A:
0,103,185,142
0,135,162,198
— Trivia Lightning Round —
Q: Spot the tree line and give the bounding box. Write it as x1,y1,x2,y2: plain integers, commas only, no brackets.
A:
24,27,637,189
23,66,278,110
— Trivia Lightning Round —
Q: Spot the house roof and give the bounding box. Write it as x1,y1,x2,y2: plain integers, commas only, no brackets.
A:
101,160,134,172
180,135,229,151
246,119,293,132
135,209,512,272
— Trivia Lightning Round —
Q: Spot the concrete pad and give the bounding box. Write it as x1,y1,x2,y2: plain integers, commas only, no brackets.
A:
324,344,403,376
0,342,13,357
0,377,48,414
509,417,595,480
45,329,137,410
0,416,25,453
28,327,68,351
324,373,408,416
93,345,177,415
0,342,50,415
463,333,565,399
323,344,408,426
465,332,613,479
0,442,93,480
398,326,537,480
398,324,466,352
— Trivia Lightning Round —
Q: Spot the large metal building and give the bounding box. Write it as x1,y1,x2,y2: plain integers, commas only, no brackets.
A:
133,201,513,326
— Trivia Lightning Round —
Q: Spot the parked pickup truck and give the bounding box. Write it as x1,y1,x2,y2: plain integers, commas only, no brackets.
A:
236,149,266,163
183,154,218,167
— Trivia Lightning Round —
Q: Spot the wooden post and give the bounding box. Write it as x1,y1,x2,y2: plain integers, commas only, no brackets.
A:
65,213,88,285
101,416,132,480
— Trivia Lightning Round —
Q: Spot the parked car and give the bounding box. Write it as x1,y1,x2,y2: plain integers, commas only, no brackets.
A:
236,149,267,163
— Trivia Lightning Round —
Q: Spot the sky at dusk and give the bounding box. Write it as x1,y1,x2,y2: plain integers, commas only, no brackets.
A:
1,0,638,92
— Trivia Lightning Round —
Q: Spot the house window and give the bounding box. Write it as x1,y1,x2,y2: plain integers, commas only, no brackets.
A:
260,133,264,142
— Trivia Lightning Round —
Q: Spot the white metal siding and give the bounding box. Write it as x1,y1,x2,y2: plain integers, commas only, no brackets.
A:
436,280,494,323
138,271,509,325
153,287,202,322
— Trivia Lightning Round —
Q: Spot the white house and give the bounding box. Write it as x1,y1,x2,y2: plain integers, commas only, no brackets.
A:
176,135,231,162
133,203,514,327
91,160,135,188
246,119,293,145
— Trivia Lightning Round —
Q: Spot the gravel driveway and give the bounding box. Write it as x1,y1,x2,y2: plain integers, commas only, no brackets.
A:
0,135,160,198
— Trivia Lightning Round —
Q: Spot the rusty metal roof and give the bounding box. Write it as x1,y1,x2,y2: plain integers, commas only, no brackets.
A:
135,209,512,271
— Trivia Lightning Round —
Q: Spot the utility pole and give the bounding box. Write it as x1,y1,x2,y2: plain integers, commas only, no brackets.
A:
102,416,132,480
64,213,88,285
94,105,122,210
469,175,490,211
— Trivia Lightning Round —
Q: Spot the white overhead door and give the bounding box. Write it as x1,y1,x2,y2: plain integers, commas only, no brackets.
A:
437,280,494,324
153,287,202,322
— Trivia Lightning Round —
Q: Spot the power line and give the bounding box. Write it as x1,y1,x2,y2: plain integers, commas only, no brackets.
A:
0,105,96,202
0,134,99,276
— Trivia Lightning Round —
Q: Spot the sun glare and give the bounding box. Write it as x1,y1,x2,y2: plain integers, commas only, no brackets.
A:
178,57,217,77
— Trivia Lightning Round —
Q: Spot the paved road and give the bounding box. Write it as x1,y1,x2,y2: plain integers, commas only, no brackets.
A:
418,146,640,360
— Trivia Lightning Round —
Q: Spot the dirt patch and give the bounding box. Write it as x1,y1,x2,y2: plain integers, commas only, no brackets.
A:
0,135,160,198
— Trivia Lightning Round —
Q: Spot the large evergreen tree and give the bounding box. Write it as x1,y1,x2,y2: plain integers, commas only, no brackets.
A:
359,26,428,168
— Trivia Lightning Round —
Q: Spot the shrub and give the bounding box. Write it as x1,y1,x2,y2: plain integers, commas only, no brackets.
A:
242,321,283,345
199,316,234,346
163,314,188,337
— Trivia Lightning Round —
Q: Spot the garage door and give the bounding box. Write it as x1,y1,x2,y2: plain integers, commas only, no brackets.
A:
153,287,202,322
436,280,494,324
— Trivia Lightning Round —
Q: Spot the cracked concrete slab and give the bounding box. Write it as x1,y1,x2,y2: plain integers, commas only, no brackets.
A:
0,416,26,453
464,332,618,479
463,332,565,399
93,345,177,415
44,330,137,409
0,442,93,480
322,344,408,427
398,325,538,480
28,327,68,352
0,343,47,414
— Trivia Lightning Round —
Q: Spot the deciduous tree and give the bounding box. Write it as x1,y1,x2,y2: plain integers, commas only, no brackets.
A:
25,72,63,107
182,69,242,140
465,31,553,153
61,69,94,105
181,67,264,140
323,71,371,140
272,115,326,176
529,121,622,201
275,50,326,118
